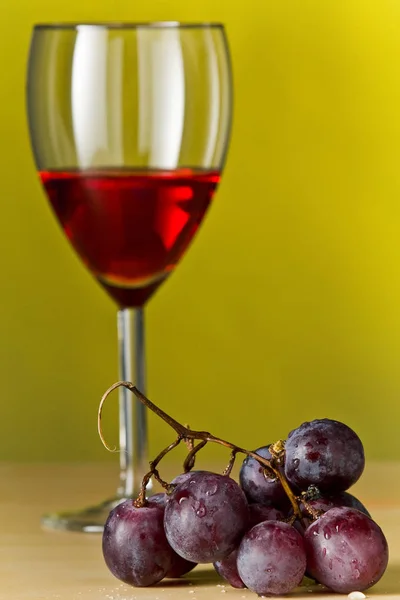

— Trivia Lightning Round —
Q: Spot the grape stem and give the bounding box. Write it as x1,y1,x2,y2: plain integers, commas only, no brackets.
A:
98,380,302,519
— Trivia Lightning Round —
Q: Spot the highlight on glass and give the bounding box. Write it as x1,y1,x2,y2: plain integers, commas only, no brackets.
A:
26,21,233,532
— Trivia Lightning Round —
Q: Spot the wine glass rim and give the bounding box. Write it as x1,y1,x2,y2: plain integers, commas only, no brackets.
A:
33,21,225,31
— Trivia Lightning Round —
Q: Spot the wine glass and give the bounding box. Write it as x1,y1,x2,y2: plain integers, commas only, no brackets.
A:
26,22,233,532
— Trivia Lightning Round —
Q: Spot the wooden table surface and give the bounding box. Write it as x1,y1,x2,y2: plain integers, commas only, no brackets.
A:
1,462,400,600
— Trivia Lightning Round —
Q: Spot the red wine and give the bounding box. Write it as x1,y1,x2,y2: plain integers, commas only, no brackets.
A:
40,168,220,307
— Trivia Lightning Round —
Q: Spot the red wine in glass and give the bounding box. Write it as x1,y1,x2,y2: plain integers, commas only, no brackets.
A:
40,168,220,308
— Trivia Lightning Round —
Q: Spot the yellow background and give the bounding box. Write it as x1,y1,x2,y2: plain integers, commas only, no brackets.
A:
1,0,400,465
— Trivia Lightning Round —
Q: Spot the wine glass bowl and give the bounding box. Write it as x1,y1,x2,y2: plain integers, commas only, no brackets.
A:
27,22,232,532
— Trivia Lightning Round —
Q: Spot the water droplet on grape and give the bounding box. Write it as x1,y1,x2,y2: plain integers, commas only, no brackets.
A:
322,548,327,557
293,458,300,469
179,496,188,505
324,532,331,540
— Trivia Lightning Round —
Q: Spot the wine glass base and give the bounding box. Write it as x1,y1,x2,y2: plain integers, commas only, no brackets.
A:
41,496,126,533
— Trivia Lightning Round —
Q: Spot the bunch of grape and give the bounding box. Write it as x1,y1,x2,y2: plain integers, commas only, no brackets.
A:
102,418,388,596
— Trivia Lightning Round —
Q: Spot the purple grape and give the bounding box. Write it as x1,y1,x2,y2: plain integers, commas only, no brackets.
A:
248,503,285,527
145,492,197,578
239,446,289,509
214,549,244,589
338,491,371,517
102,500,174,587
164,471,249,563
285,419,365,492
213,503,284,588
304,507,388,593
237,521,307,595
300,492,370,523
165,554,197,579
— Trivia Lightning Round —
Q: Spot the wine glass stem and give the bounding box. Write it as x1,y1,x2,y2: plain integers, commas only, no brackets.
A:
117,307,148,498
